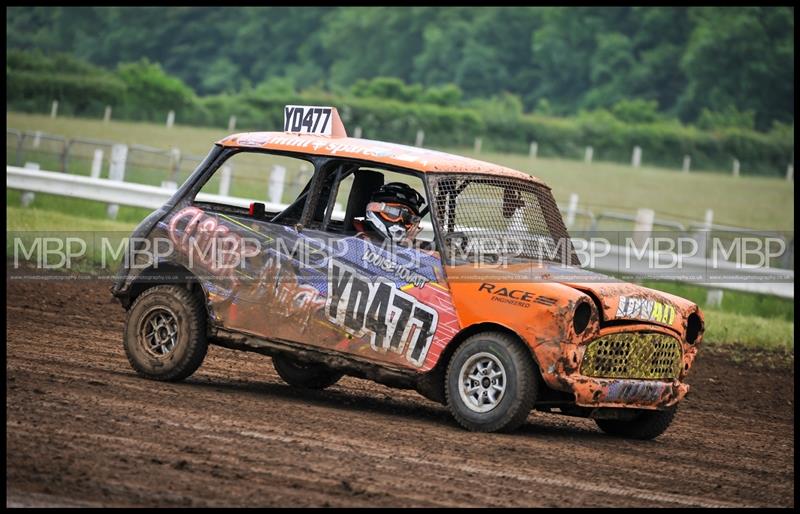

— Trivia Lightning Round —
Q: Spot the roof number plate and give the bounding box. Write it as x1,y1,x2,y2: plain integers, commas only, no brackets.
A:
284,105,333,136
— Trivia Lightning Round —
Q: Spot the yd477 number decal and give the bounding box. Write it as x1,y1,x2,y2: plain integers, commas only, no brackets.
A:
284,105,333,136
326,260,438,368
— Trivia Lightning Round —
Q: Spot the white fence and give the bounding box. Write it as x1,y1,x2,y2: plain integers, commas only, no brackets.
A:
7,165,793,299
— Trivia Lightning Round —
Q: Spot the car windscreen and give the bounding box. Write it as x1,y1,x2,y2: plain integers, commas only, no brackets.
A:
427,173,578,266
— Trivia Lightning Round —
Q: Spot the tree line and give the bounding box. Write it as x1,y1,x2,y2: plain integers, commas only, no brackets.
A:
7,6,794,131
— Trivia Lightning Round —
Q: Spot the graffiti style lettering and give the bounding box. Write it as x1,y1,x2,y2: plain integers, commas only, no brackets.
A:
249,256,326,324
326,260,438,367
168,207,259,286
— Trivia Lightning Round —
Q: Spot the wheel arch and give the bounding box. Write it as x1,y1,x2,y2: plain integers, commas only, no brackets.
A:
416,321,541,405
122,262,208,314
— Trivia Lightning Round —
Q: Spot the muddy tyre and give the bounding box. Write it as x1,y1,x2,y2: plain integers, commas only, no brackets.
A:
123,285,207,382
445,332,538,433
595,406,678,440
273,355,343,390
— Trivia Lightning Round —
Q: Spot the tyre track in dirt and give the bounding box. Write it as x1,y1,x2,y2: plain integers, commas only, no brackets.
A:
6,277,795,507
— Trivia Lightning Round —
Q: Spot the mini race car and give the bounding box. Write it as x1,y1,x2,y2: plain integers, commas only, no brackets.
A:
112,105,704,439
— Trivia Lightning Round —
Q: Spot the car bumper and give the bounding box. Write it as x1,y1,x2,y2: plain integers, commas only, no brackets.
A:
562,375,689,410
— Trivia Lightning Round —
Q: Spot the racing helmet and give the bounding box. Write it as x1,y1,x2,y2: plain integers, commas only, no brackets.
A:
364,182,425,244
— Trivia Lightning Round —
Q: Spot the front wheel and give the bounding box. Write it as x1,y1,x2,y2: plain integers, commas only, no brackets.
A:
594,406,678,440
445,332,538,433
272,355,343,390
123,285,208,382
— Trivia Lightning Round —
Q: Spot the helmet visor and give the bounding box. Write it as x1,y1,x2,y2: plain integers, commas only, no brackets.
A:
366,202,421,227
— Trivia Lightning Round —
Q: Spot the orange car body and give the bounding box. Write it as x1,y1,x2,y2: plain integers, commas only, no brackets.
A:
114,107,704,417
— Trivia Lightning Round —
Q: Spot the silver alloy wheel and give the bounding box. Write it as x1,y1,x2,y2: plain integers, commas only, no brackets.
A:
140,307,179,357
458,351,507,413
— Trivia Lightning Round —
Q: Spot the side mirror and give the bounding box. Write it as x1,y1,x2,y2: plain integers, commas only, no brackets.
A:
249,202,266,218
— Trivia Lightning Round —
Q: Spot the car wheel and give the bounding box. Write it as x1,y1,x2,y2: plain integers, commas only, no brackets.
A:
123,285,207,382
594,406,678,440
445,332,538,433
272,355,343,390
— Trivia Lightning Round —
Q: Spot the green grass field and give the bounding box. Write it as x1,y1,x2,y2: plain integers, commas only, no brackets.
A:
6,112,794,352
7,111,794,230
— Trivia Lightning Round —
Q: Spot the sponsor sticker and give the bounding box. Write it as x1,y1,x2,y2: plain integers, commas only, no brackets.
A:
477,282,558,308
362,246,429,288
615,295,676,325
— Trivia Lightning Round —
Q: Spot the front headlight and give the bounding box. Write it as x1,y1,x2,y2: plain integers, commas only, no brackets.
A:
573,301,592,335
686,311,703,344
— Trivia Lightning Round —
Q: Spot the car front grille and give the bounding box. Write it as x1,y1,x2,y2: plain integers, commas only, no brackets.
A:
581,332,682,380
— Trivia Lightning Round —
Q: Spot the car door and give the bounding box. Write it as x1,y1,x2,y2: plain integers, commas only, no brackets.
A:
162,152,460,372
292,162,461,372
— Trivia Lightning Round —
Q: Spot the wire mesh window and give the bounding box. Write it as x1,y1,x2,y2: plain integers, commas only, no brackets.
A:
428,173,578,265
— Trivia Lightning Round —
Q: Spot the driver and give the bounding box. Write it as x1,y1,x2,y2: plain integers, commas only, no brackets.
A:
353,182,425,246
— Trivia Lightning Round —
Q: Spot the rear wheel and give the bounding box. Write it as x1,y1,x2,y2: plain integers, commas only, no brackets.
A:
272,355,343,390
445,332,538,433
594,406,678,440
123,285,208,382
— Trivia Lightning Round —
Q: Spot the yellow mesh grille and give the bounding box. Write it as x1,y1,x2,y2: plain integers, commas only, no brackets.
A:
581,332,682,380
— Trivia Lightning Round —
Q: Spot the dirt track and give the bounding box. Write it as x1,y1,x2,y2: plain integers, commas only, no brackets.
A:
5,275,795,507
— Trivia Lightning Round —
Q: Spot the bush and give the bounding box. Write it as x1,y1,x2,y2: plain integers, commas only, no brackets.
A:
610,98,662,124
698,107,756,131
6,50,792,177
115,60,201,122
6,49,126,116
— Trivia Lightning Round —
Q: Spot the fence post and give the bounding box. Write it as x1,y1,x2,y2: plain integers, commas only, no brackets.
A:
529,141,538,159
50,100,59,119
415,129,425,147
632,208,654,249
104,106,112,124
565,193,579,228
694,208,714,260
32,131,42,149
228,115,237,131
705,289,724,308
269,165,287,205
107,144,128,220
631,146,642,168
682,155,691,173
474,137,482,154
732,159,740,177
584,146,593,164
166,110,175,128
60,139,73,173
353,126,362,139
90,149,104,179
787,164,794,181
15,132,27,166
14,131,26,166
21,162,40,207
168,147,181,182
219,165,232,196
